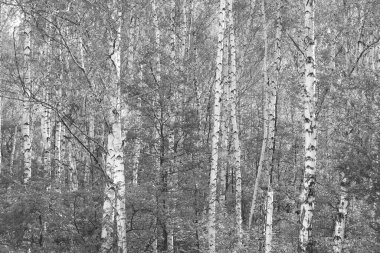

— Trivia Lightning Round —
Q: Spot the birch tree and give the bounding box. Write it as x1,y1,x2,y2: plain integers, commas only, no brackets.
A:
248,0,270,229
22,12,32,184
152,0,161,251
41,88,51,178
128,3,141,187
220,0,230,211
265,1,282,252
227,0,243,249
208,0,226,251
332,171,349,253
299,0,317,252
101,0,127,251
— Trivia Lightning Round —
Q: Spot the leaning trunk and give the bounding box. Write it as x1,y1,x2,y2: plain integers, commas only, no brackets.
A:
248,0,270,229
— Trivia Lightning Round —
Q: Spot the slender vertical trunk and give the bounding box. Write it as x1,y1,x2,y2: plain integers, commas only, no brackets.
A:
332,171,349,253
55,43,64,189
129,3,141,187
227,0,242,250
55,113,62,188
220,0,230,210
10,124,18,174
132,64,144,186
101,1,127,252
41,89,51,179
264,188,274,253
265,1,281,252
248,0,269,229
112,4,127,252
152,1,161,252
180,0,187,61
68,141,78,192
208,0,226,251
298,0,317,252
23,13,32,184
80,36,93,188
131,131,141,185
167,1,176,252
85,114,94,187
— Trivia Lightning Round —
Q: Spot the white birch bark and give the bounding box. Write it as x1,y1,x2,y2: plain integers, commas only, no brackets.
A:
227,0,243,249
208,0,226,251
265,1,281,252
55,43,64,190
333,171,349,253
101,1,127,252
22,13,32,184
41,88,51,178
112,4,127,252
299,0,317,252
248,0,270,229
220,0,230,210
79,36,93,187
264,187,274,253
10,124,18,174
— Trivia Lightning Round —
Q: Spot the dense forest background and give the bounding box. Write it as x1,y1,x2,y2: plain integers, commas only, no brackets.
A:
0,0,379,252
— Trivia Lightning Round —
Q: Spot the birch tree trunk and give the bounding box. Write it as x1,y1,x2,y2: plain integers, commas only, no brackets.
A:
41,88,51,179
298,0,317,252
265,1,281,252
79,36,93,188
111,3,127,252
128,3,141,187
208,0,226,251
86,114,94,187
167,1,176,251
152,1,161,251
101,1,127,252
227,0,243,250
248,0,270,229
180,0,188,62
23,13,32,184
68,141,78,192
332,171,349,253
10,124,18,174
220,0,230,210
55,43,64,190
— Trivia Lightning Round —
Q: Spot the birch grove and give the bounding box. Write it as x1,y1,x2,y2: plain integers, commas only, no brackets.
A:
0,0,378,252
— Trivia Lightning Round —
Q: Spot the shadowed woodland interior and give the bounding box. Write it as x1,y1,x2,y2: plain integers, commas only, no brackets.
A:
0,0,379,252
